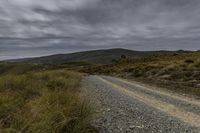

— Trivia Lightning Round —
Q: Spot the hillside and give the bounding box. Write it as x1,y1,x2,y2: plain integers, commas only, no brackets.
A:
83,52,200,98
7,48,190,65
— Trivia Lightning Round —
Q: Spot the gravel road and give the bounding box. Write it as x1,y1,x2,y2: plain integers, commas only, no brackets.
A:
83,75,200,133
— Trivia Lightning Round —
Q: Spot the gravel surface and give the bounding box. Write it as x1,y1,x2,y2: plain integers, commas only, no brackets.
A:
103,76,200,115
83,75,200,133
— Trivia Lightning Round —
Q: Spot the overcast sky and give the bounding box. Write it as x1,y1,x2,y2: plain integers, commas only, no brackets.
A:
0,0,200,60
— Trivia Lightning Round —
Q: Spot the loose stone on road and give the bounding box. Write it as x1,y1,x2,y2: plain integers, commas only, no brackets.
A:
83,75,200,133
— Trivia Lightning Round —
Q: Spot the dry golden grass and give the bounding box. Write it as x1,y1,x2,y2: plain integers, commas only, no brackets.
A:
83,52,200,97
0,66,97,133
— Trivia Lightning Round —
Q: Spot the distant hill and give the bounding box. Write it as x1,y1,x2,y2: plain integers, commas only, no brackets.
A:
7,48,191,64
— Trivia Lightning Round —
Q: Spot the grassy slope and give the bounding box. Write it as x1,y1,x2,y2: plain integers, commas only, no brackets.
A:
83,52,200,98
0,64,97,133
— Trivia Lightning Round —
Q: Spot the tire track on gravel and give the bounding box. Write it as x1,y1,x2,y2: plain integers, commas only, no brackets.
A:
98,76,200,128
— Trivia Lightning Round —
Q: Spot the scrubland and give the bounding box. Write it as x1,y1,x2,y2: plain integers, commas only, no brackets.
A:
83,52,200,98
0,63,97,133
0,51,199,132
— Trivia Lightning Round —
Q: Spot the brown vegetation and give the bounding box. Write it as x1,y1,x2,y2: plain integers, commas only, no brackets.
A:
83,52,200,98
0,63,97,133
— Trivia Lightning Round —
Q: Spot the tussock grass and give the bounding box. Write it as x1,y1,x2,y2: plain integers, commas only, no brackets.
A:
0,67,97,133
83,52,200,98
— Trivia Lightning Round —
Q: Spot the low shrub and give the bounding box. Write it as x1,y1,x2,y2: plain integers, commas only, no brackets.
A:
184,59,194,64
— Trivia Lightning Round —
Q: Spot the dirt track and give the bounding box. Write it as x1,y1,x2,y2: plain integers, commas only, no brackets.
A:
83,75,200,133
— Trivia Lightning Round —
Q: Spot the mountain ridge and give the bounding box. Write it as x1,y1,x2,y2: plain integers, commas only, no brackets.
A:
7,48,192,64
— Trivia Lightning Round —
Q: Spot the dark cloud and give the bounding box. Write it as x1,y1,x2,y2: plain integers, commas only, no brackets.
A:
0,0,200,60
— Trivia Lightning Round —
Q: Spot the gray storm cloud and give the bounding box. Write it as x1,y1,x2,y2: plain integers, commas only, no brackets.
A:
0,0,200,60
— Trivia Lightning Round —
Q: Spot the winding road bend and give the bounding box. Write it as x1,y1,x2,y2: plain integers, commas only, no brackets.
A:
83,75,200,133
